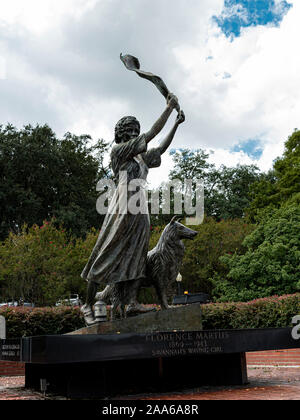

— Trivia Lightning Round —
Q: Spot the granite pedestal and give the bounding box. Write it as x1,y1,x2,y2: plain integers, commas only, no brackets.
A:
1,305,299,398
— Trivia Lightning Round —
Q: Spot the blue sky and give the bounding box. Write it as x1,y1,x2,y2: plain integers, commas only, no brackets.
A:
231,139,264,160
213,0,292,38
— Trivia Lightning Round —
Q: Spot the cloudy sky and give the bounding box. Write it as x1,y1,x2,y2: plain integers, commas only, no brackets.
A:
0,0,299,186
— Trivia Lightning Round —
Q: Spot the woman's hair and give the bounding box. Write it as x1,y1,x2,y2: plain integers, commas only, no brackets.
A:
114,116,140,144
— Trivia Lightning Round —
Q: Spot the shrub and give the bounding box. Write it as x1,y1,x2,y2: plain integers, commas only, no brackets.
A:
0,220,98,306
212,205,300,302
0,306,85,338
181,217,255,295
201,293,300,330
1,294,299,338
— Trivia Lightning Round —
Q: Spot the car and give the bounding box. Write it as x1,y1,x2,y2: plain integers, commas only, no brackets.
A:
55,294,82,307
0,301,18,307
0,300,35,308
22,302,35,308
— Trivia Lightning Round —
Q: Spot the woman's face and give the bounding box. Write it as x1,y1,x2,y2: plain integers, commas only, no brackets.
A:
123,123,140,142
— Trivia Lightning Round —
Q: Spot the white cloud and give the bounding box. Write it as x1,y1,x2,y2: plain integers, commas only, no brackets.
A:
208,147,255,168
0,56,6,79
0,0,298,186
0,0,99,34
172,0,298,171
147,151,174,189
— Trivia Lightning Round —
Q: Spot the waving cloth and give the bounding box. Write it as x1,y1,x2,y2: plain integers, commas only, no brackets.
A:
120,53,180,113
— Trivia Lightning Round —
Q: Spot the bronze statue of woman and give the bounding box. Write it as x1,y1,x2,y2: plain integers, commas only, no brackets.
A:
81,93,185,325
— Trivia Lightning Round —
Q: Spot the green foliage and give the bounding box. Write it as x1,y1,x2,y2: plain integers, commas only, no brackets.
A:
202,294,300,330
181,218,255,295
0,306,85,338
169,149,213,181
143,218,254,300
0,220,98,306
207,164,261,220
212,205,300,302
247,130,300,221
274,130,300,202
0,124,109,239
246,170,278,222
169,149,261,220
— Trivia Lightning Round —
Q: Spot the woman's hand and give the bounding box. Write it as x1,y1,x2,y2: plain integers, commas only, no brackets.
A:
167,93,179,110
176,110,185,125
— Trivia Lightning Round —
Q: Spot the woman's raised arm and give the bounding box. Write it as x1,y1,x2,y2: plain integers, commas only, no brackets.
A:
143,93,179,144
158,110,185,155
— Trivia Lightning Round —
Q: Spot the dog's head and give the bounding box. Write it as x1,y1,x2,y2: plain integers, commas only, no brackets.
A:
164,216,198,241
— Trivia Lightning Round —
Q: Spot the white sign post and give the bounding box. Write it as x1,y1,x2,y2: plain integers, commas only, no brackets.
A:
0,315,6,340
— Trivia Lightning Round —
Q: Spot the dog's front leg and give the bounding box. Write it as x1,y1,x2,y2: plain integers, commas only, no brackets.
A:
110,303,119,321
160,293,169,310
155,282,169,310
120,304,126,319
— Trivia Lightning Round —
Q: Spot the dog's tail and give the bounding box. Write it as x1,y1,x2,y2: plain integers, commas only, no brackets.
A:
95,285,112,304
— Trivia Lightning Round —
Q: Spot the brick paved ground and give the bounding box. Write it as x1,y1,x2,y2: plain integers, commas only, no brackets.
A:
246,349,300,367
117,367,300,400
0,377,45,400
0,367,299,400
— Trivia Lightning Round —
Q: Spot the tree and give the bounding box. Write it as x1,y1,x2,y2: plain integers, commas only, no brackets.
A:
145,218,254,299
169,148,213,181
181,217,255,295
0,220,98,306
246,170,278,222
274,129,300,203
0,124,110,239
206,164,261,219
168,148,261,220
247,130,300,221
213,205,300,302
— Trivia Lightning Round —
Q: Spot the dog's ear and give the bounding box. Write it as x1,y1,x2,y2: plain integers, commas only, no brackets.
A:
170,215,183,224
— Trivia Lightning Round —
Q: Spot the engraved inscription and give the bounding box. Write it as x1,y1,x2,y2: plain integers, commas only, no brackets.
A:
145,331,230,357
0,342,21,360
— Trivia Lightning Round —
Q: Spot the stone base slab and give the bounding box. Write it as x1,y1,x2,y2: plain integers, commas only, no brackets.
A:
68,304,203,335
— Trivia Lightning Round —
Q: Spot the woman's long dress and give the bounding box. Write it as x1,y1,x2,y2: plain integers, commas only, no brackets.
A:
81,134,161,285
